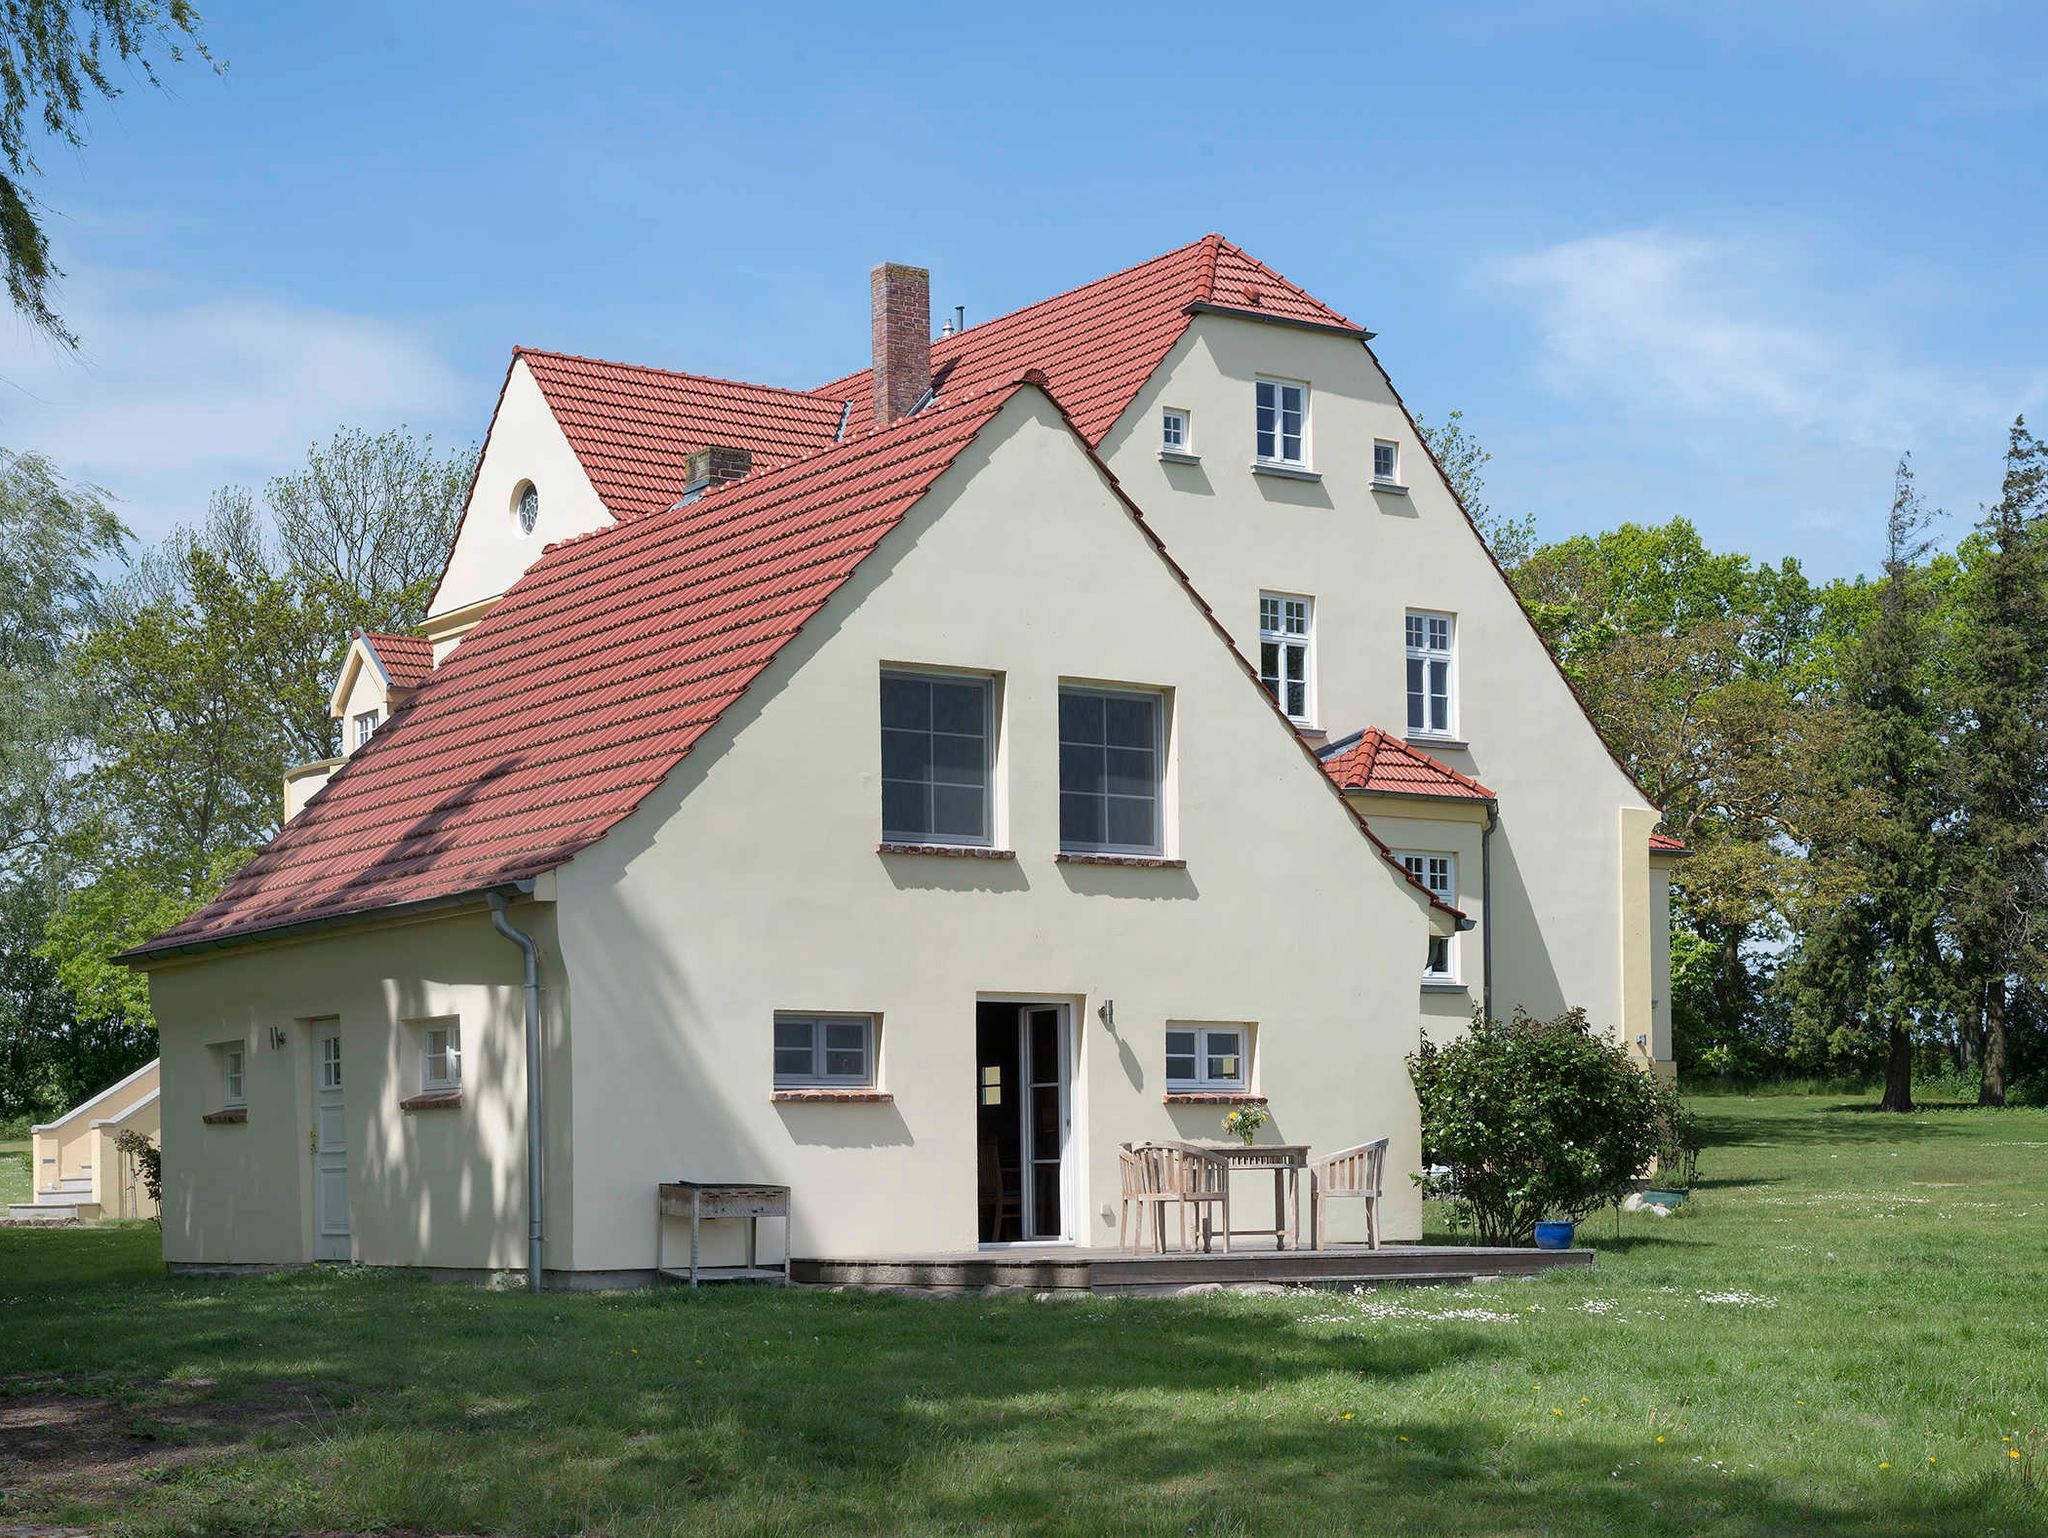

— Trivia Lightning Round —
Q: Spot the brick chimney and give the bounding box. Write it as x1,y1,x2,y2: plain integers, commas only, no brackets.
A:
870,262,931,427
678,445,752,505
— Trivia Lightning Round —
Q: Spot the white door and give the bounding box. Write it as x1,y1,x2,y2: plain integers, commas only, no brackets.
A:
312,1027,350,1261
1019,1006,1071,1242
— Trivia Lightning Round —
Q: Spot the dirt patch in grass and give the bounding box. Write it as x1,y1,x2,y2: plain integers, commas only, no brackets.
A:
0,1374,349,1505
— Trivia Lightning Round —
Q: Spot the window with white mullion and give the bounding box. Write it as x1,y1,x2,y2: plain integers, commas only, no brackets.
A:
1258,593,1313,723
1254,378,1307,466
1165,1025,1249,1092
772,1013,876,1088
1404,610,1455,737
422,1021,462,1092
1400,852,1458,980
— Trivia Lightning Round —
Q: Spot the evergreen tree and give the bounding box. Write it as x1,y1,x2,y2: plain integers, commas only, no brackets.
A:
1946,418,2048,1107
1782,459,1948,1111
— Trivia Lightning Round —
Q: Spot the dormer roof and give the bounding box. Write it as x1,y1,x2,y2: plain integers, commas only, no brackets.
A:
328,631,434,719
1318,727,1498,801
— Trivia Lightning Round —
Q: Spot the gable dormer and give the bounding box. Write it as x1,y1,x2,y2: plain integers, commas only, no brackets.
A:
330,631,433,757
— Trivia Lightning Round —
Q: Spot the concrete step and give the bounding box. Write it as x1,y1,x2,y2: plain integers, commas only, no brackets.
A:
7,1202,100,1222
44,1177,94,1195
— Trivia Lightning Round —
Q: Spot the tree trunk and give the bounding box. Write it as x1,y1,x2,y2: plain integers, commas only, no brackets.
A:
1980,977,2009,1107
1878,1023,1914,1112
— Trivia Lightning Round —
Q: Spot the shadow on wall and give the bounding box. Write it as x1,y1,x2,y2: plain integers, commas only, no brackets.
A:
775,1101,914,1150
1056,864,1199,902
1458,805,1567,1023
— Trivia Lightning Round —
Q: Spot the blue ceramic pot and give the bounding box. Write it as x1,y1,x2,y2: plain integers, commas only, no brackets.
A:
1532,1221,1576,1250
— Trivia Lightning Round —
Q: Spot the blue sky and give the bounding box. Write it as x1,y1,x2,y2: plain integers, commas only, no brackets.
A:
1,0,2041,577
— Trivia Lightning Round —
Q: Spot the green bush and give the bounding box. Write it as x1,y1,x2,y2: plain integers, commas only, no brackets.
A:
1409,1007,1664,1244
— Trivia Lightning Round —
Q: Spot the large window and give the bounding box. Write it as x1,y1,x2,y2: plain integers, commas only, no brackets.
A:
880,670,994,845
773,1013,876,1088
1400,852,1458,980
1254,378,1307,466
1166,1025,1250,1092
1259,593,1313,723
1405,610,1455,737
1058,687,1164,855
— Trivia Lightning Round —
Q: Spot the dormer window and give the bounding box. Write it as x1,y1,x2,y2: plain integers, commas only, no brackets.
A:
513,481,540,537
1255,378,1307,467
353,711,380,750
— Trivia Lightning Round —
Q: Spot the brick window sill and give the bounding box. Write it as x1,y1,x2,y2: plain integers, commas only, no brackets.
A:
400,1091,463,1112
771,1088,895,1104
201,1108,247,1125
1056,852,1187,869
1163,1093,1269,1106
876,842,1016,860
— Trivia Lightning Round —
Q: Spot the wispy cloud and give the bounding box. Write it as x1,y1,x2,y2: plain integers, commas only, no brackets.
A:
1490,228,2003,450
0,268,471,543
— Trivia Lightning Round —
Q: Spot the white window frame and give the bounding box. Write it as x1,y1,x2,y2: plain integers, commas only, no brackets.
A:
1254,377,1308,467
1161,407,1191,454
879,668,997,848
1057,684,1167,857
1405,610,1456,738
219,1044,247,1109
1258,592,1314,724
773,1012,877,1088
1373,438,1400,483
1399,852,1459,980
353,710,380,750
1165,1025,1251,1092
419,1018,462,1093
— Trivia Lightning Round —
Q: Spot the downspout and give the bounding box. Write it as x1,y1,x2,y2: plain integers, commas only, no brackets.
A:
487,890,544,1293
1480,800,1498,1023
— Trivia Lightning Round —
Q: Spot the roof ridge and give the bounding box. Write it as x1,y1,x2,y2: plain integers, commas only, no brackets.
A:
812,235,1217,398
516,346,837,404
1205,238,1362,331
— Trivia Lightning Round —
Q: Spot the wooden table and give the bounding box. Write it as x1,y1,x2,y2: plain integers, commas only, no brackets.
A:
1200,1144,1309,1250
657,1181,791,1286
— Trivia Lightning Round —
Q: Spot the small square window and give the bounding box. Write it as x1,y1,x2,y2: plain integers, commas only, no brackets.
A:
1161,408,1190,454
219,1045,246,1108
418,1018,462,1092
1166,1024,1252,1092
1373,440,1399,482
773,1013,877,1088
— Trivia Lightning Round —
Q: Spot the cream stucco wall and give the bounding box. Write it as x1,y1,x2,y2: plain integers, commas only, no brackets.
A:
426,358,612,644
1099,315,1658,1044
553,391,1439,1270
1650,857,1678,1068
30,1058,159,1191
144,906,570,1272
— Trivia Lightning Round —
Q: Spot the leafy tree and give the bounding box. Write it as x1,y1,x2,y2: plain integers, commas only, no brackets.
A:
1780,459,1949,1110
1415,409,1535,568
0,1,214,343
1945,418,2048,1106
1408,1006,1664,1244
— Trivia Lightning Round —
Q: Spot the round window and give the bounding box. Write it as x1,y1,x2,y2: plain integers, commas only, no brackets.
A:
514,482,540,536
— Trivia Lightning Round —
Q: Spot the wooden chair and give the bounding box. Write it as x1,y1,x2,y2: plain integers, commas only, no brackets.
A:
1120,1141,1231,1253
1308,1138,1389,1250
979,1134,1023,1242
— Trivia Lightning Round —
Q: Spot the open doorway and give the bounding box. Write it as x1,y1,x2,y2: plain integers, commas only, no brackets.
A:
975,1001,1070,1244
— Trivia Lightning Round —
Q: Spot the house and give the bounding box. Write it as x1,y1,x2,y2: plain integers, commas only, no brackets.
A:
12,1059,161,1222
125,238,1681,1284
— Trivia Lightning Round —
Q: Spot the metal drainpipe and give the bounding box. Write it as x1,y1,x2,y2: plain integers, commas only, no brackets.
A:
1480,800,1498,1023
487,891,544,1293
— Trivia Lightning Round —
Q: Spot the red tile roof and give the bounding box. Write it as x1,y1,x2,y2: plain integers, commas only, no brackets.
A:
360,632,433,692
814,235,1363,446
1319,728,1497,801
130,385,1028,958
1649,832,1688,854
131,375,1458,959
518,349,847,521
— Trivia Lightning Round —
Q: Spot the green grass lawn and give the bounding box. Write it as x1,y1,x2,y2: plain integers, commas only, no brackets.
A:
3,1095,2045,1538
0,1140,29,1206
